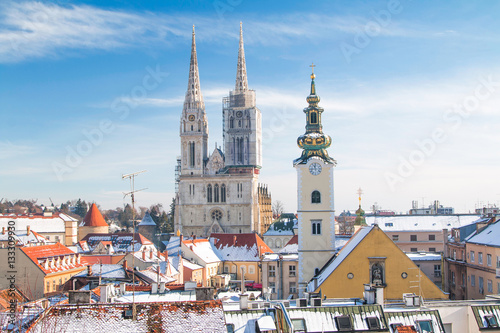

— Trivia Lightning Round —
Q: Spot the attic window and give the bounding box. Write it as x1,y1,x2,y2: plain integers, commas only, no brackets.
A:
385,223,393,227
291,318,306,332
335,316,352,331
366,317,380,329
390,323,403,330
416,320,434,332
485,315,499,328
226,323,235,333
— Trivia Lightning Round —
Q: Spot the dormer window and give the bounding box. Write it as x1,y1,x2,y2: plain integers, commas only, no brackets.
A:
366,317,380,329
416,320,434,332
335,316,352,331
485,315,499,328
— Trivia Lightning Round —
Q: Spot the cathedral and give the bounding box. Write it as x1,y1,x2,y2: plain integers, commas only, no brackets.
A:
174,24,272,237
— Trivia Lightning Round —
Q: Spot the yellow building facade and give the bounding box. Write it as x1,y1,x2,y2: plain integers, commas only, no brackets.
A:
311,225,448,301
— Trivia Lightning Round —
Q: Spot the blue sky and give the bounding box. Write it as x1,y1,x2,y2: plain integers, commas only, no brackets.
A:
1,0,500,214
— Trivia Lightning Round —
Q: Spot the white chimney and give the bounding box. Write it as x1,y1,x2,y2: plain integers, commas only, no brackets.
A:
159,282,166,293
239,294,249,310
119,282,126,295
151,282,158,294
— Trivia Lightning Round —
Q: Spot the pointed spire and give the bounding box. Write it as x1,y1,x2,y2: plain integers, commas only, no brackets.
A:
235,22,248,93
184,25,205,111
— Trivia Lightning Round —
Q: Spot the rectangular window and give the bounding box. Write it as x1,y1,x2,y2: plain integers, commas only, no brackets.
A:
269,265,276,278
411,248,418,252
471,251,475,263
471,275,476,287
479,276,484,294
46,281,50,292
311,220,321,235
487,254,492,266
269,282,275,293
289,282,296,294
410,235,417,242
479,252,483,265
429,247,436,252
416,320,434,333
289,265,296,277
497,256,500,268
429,234,435,241
488,279,493,293
434,265,441,277
392,235,399,241
453,250,457,259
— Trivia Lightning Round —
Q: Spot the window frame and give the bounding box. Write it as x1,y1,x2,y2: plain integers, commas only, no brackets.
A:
268,265,276,278
311,190,321,204
410,235,417,242
311,220,322,235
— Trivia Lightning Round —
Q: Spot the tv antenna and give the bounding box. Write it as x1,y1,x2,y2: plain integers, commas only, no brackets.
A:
122,170,147,320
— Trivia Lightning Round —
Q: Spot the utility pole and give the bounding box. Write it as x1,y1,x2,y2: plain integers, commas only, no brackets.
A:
122,170,147,320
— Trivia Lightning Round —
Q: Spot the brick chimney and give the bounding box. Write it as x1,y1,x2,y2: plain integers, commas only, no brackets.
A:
87,265,92,276
122,259,128,271
27,225,31,235
233,235,237,246
149,248,153,260
1,227,5,235
142,248,146,261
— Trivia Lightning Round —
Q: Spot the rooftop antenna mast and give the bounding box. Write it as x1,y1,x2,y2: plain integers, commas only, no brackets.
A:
122,170,147,320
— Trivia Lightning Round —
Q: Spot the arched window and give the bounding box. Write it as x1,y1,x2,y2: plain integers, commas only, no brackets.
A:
214,184,219,202
310,112,317,124
221,184,226,202
312,190,321,203
230,117,234,129
207,184,212,203
238,120,242,127
189,142,195,167
246,116,251,128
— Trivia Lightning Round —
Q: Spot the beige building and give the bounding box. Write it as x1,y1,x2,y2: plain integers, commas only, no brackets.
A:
181,237,222,287
465,219,500,300
261,253,299,300
174,25,271,237
0,243,87,299
366,215,481,253
0,212,77,246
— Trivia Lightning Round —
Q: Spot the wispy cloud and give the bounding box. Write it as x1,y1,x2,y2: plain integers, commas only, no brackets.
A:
0,1,484,63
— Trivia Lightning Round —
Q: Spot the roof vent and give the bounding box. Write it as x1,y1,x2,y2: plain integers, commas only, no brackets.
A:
298,298,308,307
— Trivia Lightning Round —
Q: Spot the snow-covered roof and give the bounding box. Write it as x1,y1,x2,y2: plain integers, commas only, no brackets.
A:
384,309,445,332
28,301,226,332
467,221,500,247
183,258,203,270
310,227,373,290
0,229,47,246
406,252,442,261
367,214,481,232
286,304,386,332
114,290,196,303
0,213,73,234
183,239,222,264
74,264,126,279
224,310,276,332
210,233,273,262
138,212,156,226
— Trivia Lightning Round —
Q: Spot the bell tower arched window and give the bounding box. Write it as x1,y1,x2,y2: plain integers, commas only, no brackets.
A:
310,112,317,124
221,184,226,202
312,190,321,203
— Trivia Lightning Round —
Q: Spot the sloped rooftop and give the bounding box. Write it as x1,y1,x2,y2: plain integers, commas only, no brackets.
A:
138,211,157,226
367,214,481,232
210,233,273,261
81,203,108,227
27,301,226,332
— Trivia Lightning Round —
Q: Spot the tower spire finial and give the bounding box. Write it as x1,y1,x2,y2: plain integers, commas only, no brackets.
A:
235,22,248,93
183,25,205,111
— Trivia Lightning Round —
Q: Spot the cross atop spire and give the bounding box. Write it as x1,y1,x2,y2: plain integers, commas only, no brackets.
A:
183,25,205,112
235,21,248,93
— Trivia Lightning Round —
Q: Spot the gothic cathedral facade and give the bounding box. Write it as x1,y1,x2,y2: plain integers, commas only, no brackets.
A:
294,69,337,296
174,24,272,237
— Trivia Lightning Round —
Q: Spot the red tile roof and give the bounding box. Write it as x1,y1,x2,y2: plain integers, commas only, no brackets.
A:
395,326,418,333
285,235,298,246
210,233,273,254
82,203,108,227
21,243,87,274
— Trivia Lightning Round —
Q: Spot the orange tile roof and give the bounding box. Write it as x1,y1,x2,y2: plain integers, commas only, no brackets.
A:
395,326,418,333
82,203,108,227
0,288,28,310
20,243,87,274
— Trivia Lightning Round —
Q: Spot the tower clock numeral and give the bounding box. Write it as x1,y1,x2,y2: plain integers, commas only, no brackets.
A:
309,162,322,175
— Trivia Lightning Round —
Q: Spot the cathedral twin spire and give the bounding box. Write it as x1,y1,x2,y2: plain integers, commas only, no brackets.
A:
183,26,205,112
183,23,249,113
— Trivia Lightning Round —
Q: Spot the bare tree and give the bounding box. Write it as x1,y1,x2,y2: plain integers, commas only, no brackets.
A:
272,200,285,219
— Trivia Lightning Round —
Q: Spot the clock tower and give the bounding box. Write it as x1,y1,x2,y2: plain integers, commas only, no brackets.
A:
294,66,337,296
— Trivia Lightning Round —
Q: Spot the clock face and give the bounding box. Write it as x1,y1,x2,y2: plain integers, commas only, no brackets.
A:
236,111,243,118
309,162,322,175
188,115,195,121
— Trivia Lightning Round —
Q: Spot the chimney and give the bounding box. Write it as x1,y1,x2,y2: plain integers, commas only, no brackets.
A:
159,282,166,293
87,265,92,276
123,259,128,271
150,248,153,260
193,235,196,240
180,235,183,244
233,235,237,246
151,282,158,294
157,249,161,260
1,227,5,235
119,282,126,295
142,249,146,261
27,225,31,235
